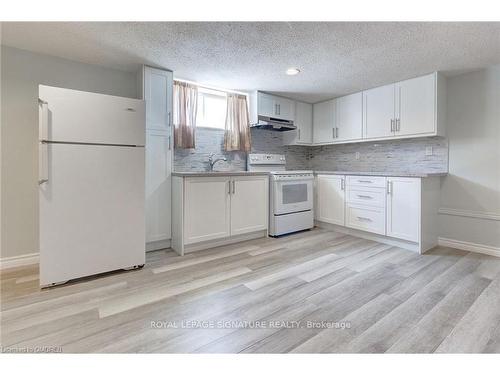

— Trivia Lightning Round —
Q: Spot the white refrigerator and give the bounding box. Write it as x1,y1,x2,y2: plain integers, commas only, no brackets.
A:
39,85,146,287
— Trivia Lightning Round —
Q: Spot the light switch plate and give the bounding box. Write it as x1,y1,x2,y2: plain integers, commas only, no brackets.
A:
425,146,433,156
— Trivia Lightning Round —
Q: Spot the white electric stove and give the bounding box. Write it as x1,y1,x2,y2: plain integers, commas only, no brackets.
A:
247,154,314,236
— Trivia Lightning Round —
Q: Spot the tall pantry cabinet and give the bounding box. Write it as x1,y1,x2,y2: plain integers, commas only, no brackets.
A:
139,65,174,251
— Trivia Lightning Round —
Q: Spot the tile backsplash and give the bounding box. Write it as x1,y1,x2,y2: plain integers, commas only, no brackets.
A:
310,137,449,173
174,128,309,172
174,128,448,174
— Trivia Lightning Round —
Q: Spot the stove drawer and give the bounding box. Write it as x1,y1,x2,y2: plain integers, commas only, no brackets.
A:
346,203,386,235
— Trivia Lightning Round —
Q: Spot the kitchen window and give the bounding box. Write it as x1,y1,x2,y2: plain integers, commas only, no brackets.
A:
196,87,227,129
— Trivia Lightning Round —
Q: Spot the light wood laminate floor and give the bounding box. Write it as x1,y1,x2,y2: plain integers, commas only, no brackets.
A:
1,229,500,353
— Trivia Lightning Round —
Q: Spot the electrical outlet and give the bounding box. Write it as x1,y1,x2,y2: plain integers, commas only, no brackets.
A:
425,146,433,156
355,152,360,160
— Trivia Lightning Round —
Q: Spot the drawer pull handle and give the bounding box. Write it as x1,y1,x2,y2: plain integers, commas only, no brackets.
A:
357,195,373,199
357,216,372,222
358,180,372,183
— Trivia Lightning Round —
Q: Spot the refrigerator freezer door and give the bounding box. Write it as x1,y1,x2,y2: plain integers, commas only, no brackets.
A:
39,85,145,146
39,143,145,286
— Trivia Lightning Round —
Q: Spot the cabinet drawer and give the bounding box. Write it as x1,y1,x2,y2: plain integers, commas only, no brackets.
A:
346,204,386,235
347,186,386,207
347,175,386,188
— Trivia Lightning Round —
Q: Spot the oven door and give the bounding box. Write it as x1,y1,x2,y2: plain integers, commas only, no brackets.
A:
273,178,313,215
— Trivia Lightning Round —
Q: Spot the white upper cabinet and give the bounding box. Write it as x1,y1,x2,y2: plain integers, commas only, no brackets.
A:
335,92,363,142
257,92,276,118
283,101,313,145
252,92,295,122
363,83,395,140
145,67,172,131
313,99,336,144
275,96,295,121
396,73,436,136
363,72,445,142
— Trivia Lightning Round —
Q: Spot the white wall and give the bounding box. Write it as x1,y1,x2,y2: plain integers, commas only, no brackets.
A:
1,45,138,259
439,65,500,249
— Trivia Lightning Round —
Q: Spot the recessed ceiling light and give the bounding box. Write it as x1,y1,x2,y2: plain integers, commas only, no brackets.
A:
286,68,300,76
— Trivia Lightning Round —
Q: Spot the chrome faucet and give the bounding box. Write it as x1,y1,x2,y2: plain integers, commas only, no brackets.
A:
208,153,227,171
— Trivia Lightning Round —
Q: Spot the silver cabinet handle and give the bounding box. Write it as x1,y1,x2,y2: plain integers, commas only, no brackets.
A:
341,178,345,190
228,181,231,195
336,127,339,138
357,194,373,199
387,180,392,195
332,128,335,139
168,111,172,127
232,180,236,194
396,119,400,132
358,180,372,183
278,104,280,115
357,216,372,222
168,136,171,150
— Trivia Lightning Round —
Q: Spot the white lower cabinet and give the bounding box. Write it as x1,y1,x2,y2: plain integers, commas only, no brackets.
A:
230,176,269,236
316,175,345,225
184,177,231,245
346,204,386,235
386,177,420,242
315,174,440,253
172,175,268,254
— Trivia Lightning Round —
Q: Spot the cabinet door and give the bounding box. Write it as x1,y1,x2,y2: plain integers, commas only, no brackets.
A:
283,101,312,145
257,92,276,118
396,73,436,136
145,130,172,242
144,67,173,132
275,96,295,121
335,92,363,142
230,176,268,236
144,66,173,246
296,101,313,143
363,83,395,139
316,175,345,225
184,177,231,244
313,99,336,144
387,177,420,242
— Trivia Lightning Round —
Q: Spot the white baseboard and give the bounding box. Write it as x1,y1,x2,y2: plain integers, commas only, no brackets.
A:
438,207,500,221
438,237,500,258
0,252,39,270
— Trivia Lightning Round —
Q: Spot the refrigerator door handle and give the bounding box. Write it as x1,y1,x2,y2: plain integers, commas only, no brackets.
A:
39,142,49,185
38,98,49,184
38,98,49,141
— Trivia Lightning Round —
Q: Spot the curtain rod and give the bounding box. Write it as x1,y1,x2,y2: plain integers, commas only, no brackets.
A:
174,78,249,97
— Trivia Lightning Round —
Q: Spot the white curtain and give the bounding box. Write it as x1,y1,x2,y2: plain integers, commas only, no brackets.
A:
173,81,198,149
224,94,252,152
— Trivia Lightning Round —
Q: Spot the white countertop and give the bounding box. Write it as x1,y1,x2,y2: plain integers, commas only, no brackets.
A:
172,171,269,177
173,170,447,178
314,171,448,178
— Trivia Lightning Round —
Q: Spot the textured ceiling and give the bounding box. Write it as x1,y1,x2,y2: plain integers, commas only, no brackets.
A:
2,22,499,102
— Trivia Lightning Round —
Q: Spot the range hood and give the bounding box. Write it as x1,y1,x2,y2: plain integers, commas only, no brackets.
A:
250,115,296,132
